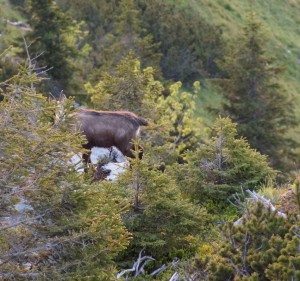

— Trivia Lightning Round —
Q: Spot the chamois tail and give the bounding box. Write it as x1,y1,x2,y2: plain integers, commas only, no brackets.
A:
137,117,149,126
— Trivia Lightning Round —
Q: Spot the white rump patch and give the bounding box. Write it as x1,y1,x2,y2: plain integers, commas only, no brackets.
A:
135,127,140,138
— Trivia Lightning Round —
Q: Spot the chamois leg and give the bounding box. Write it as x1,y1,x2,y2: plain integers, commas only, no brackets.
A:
82,150,91,173
123,144,144,160
137,145,144,160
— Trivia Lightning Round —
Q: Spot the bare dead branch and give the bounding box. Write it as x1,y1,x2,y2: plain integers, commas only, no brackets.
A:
0,272,40,278
116,249,155,279
0,244,53,259
0,213,46,231
246,190,287,218
234,189,287,226
169,272,181,281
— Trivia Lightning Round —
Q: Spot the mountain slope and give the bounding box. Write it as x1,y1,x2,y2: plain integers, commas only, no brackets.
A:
189,0,300,103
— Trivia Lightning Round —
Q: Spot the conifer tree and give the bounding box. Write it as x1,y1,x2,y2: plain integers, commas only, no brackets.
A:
0,54,130,280
218,16,296,169
65,181,131,280
158,81,207,154
115,152,209,265
27,0,84,96
138,0,224,83
86,55,206,162
207,202,300,280
172,117,276,210
86,53,163,119
83,0,161,78
112,0,160,69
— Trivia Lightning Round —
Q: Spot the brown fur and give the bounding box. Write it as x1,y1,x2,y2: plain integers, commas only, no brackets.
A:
75,110,148,169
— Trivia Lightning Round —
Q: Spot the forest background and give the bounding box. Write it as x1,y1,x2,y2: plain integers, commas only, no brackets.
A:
1,0,300,280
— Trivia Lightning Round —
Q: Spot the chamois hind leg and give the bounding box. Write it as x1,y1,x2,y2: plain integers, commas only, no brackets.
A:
123,144,144,160
137,145,144,160
82,145,92,173
123,148,135,159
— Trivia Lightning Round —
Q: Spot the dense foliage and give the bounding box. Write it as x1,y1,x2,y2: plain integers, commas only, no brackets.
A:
0,61,132,280
172,117,276,211
27,0,85,96
207,202,300,280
